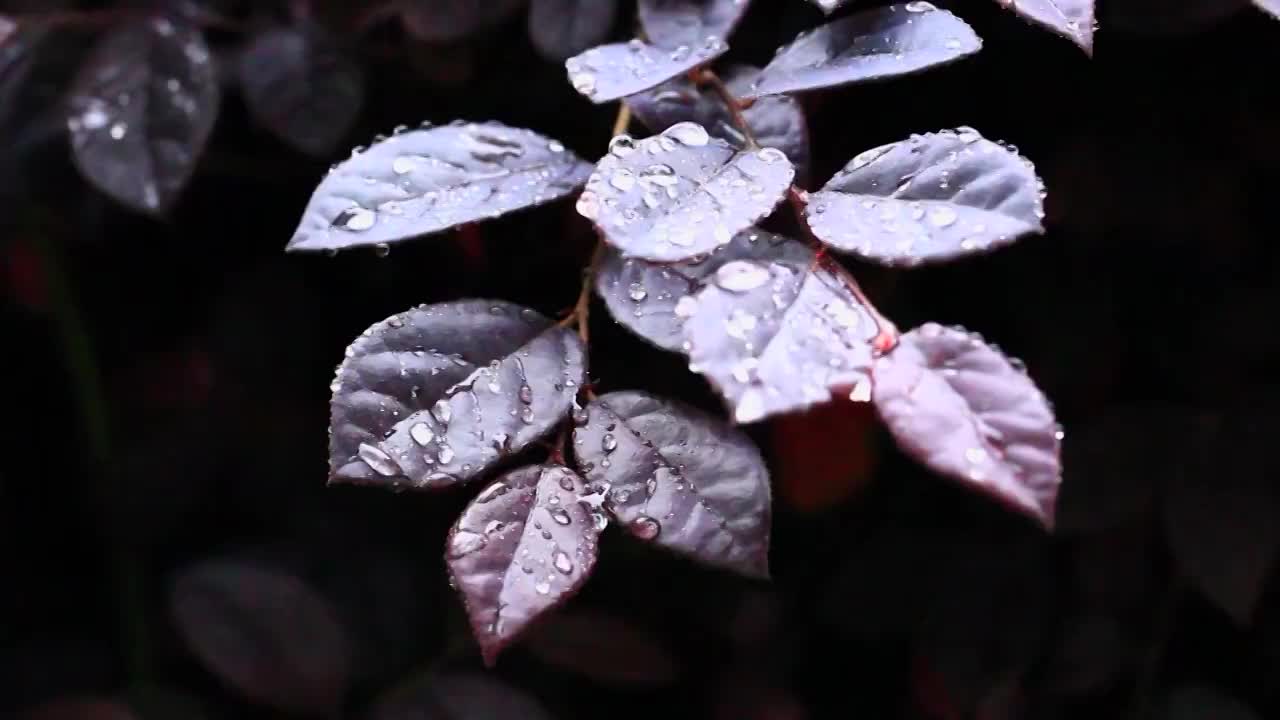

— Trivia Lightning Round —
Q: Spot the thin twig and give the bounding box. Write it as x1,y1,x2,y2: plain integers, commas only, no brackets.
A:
611,104,633,137
696,69,758,149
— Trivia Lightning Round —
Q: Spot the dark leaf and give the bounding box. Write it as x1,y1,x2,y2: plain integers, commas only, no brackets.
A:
805,128,1045,266
522,609,680,687
626,64,811,183
806,0,854,13
1163,687,1262,720
994,0,1095,54
871,323,1062,527
529,0,619,62
368,672,554,720
1258,0,1280,18
287,121,590,253
66,16,220,214
683,259,877,423
238,25,364,156
638,0,752,48
574,390,771,577
746,3,981,98
565,37,728,103
399,0,529,43
169,560,350,715
595,228,811,352
329,300,585,490
578,122,794,261
446,464,602,664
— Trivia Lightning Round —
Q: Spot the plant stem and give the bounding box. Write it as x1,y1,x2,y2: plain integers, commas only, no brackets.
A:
695,69,758,149
611,104,632,137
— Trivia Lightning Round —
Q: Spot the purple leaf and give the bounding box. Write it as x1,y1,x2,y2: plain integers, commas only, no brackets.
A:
399,0,528,43
807,0,855,13
528,0,619,61
1258,0,1280,18
446,464,602,664
871,323,1062,527
805,128,1045,267
578,122,795,261
638,0,752,48
683,260,877,423
565,37,727,103
169,560,350,716
66,16,220,215
286,121,590,253
595,228,812,352
573,390,772,577
238,25,364,157
368,672,554,720
329,300,585,490
746,3,981,98
994,0,1095,54
522,609,680,687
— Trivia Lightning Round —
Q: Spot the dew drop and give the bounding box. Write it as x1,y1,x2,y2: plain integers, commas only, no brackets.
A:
929,206,958,228
409,423,435,446
629,515,661,540
715,260,770,292
358,443,401,477
549,508,572,526
534,580,551,595
553,551,574,574
518,385,533,404
602,434,618,452
628,282,648,302
664,122,709,146
335,207,376,232
447,531,486,558
437,446,455,464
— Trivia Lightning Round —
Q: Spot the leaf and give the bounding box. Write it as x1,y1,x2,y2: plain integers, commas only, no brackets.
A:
565,36,728,103
804,127,1046,267
169,560,350,715
683,259,878,423
286,121,591,253
626,64,811,183
399,0,529,43
1163,687,1262,720
746,3,981,98
328,300,585,490
0,16,15,48
595,228,812,352
238,25,364,156
528,0,619,61
578,122,795,262
573,390,771,577
871,323,1062,528
368,672,554,720
522,609,680,687
1258,0,1280,18
638,0,752,48
994,0,1095,54
446,464,602,664
66,16,220,215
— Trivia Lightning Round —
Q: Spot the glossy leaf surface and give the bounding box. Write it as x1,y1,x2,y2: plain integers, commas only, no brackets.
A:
564,37,727,103
994,0,1095,53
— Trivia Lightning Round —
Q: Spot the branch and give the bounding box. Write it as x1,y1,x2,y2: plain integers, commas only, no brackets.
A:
695,68,758,149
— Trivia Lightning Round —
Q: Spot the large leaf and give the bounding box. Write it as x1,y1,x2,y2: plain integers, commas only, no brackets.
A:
286,121,590,253
994,0,1095,54
446,464,602,664
1258,0,1280,18
871,323,1062,528
746,3,981,98
564,36,727,103
805,128,1046,266
238,25,364,156
66,16,220,214
596,228,811,352
528,0,619,61
578,122,795,261
368,672,554,720
573,390,771,577
683,259,878,423
328,300,585,490
638,0,752,48
399,0,529,43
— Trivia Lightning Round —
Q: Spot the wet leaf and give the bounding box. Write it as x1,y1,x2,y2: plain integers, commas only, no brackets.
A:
578,122,794,262
805,128,1045,267
747,3,981,98
1258,0,1280,18
683,259,878,423
288,121,590,252
169,560,350,715
328,300,585,490
994,0,1095,54
529,0,618,61
871,323,1062,528
807,0,855,13
638,0,752,48
565,36,727,103
522,609,679,687
399,0,528,43
66,16,220,215
368,672,554,720
1163,687,1262,720
574,390,771,577
446,464,601,664
595,228,811,352
238,25,364,156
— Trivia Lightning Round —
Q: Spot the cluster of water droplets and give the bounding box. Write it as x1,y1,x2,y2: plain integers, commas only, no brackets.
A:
565,35,727,102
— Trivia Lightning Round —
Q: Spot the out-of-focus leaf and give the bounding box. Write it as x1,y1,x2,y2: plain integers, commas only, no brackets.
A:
529,0,618,61
746,3,981,98
18,699,136,720
805,128,1045,266
994,0,1094,54
522,609,679,687
66,16,220,215
639,0,752,48
329,300,585,490
0,16,15,48
169,560,350,716
238,25,364,156
565,37,727,103
771,396,877,512
872,323,1062,527
578,123,794,261
399,0,528,43
368,672,554,720
1163,687,1262,720
446,464,601,664
574,390,771,577
1258,0,1280,18
807,0,855,13
287,121,590,252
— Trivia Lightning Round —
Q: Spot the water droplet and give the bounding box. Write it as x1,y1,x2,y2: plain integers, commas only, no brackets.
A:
409,423,435,446
735,390,767,423
664,122,709,146
602,434,618,452
929,206,958,228
392,156,416,174
629,515,661,540
572,406,590,425
905,1,936,12
848,379,872,402
757,147,787,163
476,482,507,503
447,531,486,558
437,446,455,464
610,169,636,191
628,282,648,302
534,580,551,595
550,508,572,526
518,385,533,404
553,551,574,574
520,406,535,424
548,140,565,152
358,443,401,476
715,260,770,292
570,71,596,95
609,135,637,157
374,243,390,257
335,207,376,232
558,474,576,491
432,400,452,424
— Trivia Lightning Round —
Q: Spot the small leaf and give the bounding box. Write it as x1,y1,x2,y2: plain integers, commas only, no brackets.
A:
66,16,220,214
638,0,752,48
528,0,619,61
595,228,811,352
287,121,590,253
747,3,981,98
522,609,680,687
446,464,601,664
871,323,1062,527
565,36,727,103
329,300,585,490
578,122,794,261
807,0,855,13
683,259,878,423
805,128,1045,266
994,0,1095,54
399,0,529,43
369,672,554,720
1258,0,1280,18
573,390,771,577
169,560,350,715
238,25,364,156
